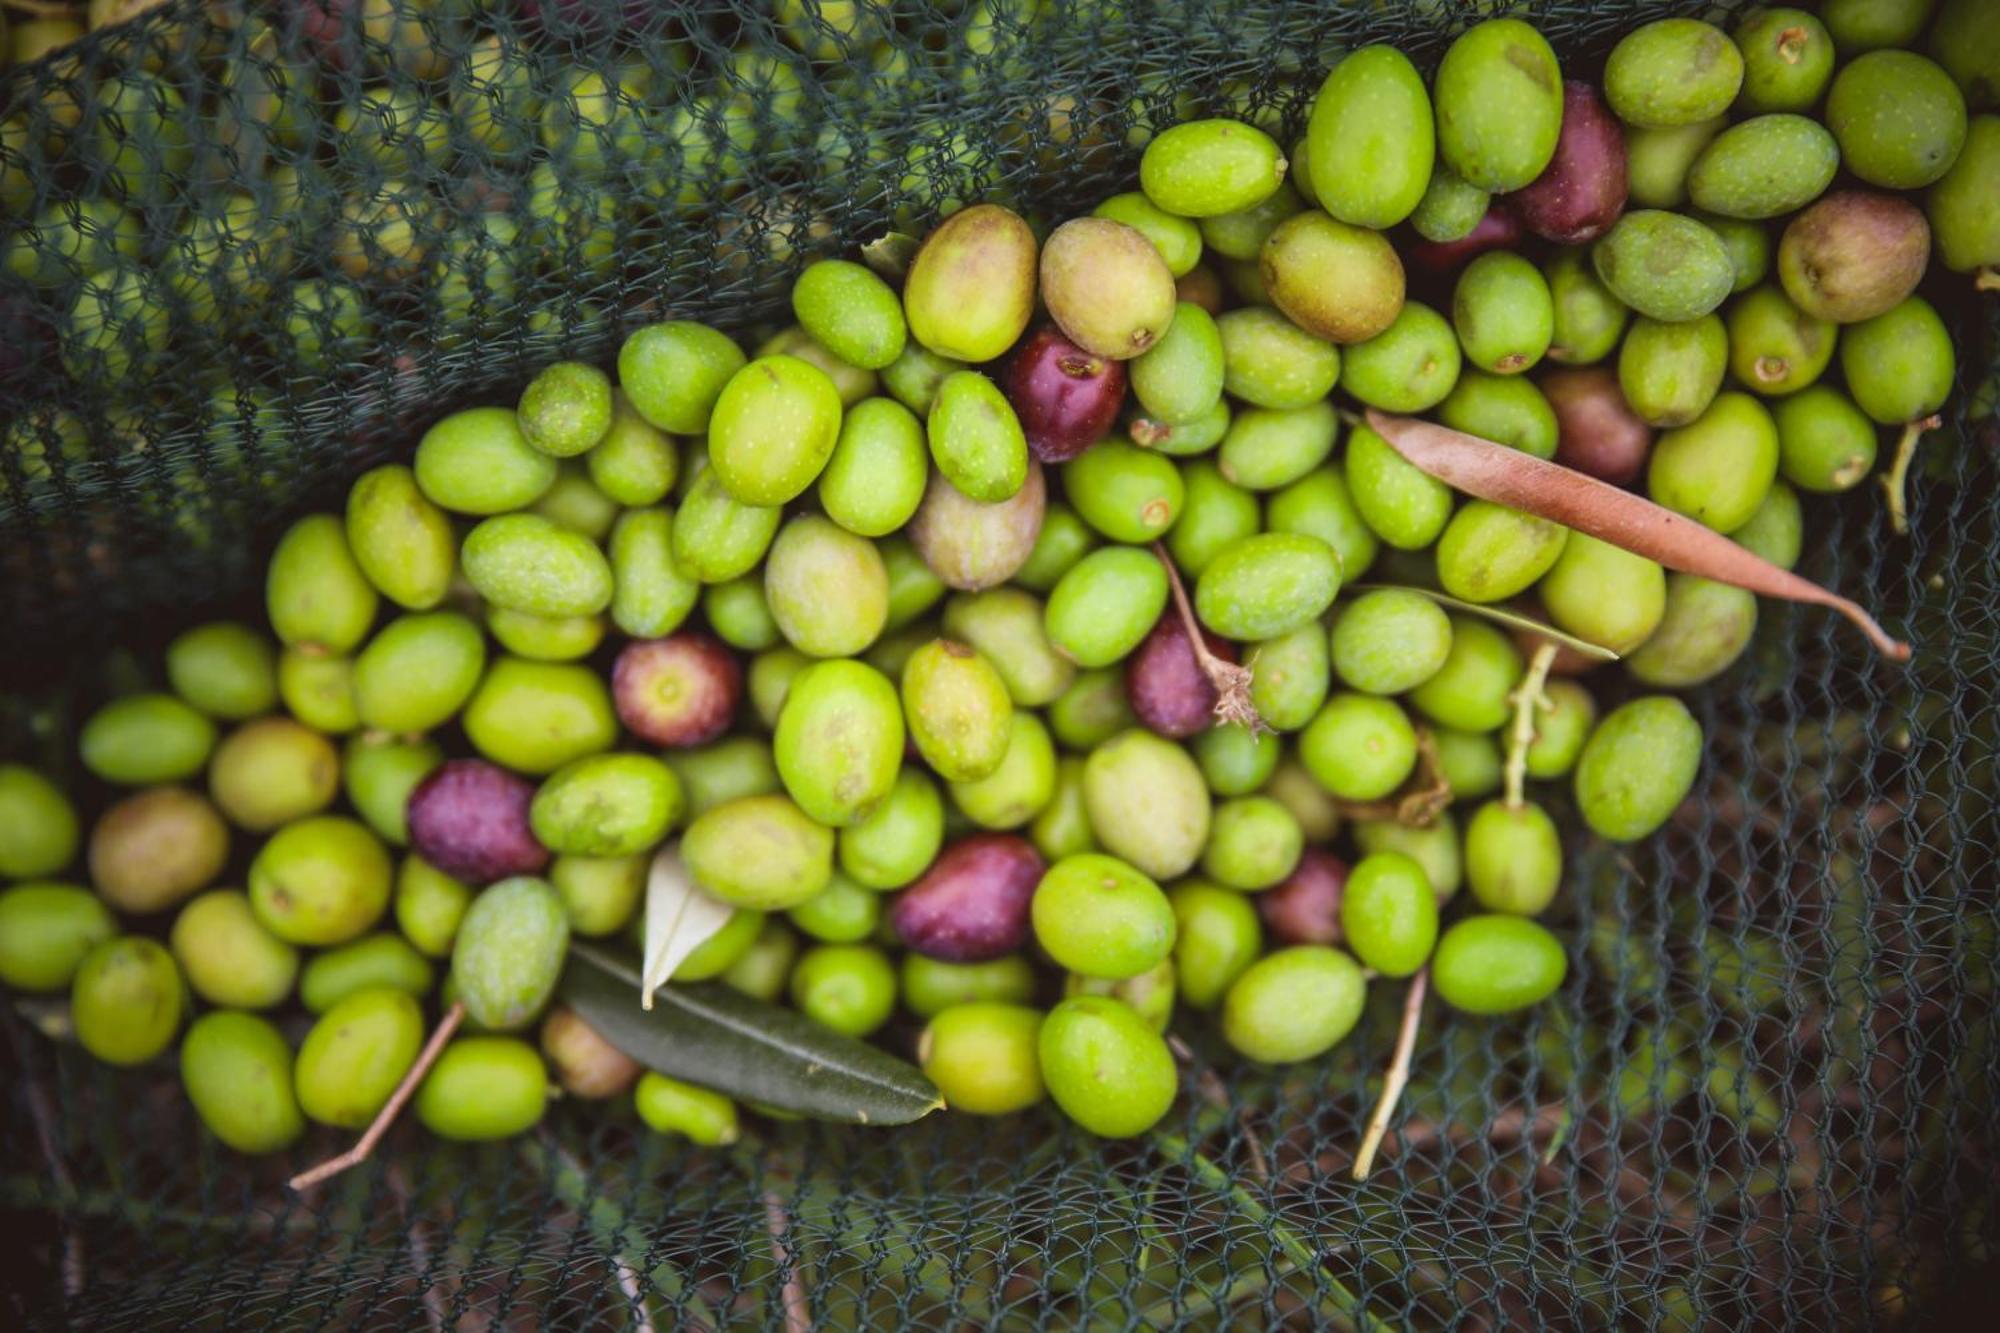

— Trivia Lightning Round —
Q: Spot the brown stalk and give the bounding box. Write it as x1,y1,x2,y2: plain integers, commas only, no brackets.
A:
1169,1034,1270,1185
1977,268,2000,294
1151,541,1266,733
1351,968,1428,1180
289,1000,464,1193
387,1165,448,1333
763,1189,811,1333
1878,414,1943,537
1365,410,1912,661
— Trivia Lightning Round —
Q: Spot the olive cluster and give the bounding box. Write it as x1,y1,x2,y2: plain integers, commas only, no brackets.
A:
0,2,1986,1153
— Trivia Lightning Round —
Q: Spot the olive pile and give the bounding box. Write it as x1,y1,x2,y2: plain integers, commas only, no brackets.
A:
0,4,1987,1153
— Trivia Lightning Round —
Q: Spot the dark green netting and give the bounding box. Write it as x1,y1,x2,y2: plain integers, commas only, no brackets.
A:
4,0,1998,1327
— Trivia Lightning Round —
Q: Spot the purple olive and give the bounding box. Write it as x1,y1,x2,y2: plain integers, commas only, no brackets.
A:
612,632,742,748
1508,82,1628,246
1405,206,1523,278
1257,849,1348,946
407,759,549,886
1543,366,1652,485
891,834,1046,961
1125,613,1232,740
1001,325,1128,464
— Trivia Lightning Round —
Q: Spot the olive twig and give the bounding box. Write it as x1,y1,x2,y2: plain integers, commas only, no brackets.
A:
288,1000,464,1193
1878,414,1943,537
762,1185,812,1333
1151,541,1266,734
1169,1033,1269,1185
1976,268,2000,294
8,1021,82,1300
386,1164,448,1333
1151,1133,1395,1332
1351,968,1428,1181
1503,642,1559,810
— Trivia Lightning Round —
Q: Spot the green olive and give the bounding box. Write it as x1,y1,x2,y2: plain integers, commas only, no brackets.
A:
415,1037,549,1141
1300,693,1418,801
1339,852,1439,977
1431,915,1567,1015
1221,946,1365,1063
1463,800,1564,916
181,1011,306,1154
1031,853,1177,981
919,1002,1046,1115
1038,995,1178,1138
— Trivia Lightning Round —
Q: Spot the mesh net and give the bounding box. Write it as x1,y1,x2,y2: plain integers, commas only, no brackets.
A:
3,0,1998,1327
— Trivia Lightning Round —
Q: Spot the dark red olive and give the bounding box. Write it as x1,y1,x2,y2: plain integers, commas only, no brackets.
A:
1125,613,1232,739
612,633,742,748
407,759,549,886
1542,366,1652,485
1507,82,1628,246
1001,325,1127,463
1404,206,1523,278
1257,849,1348,946
890,834,1045,961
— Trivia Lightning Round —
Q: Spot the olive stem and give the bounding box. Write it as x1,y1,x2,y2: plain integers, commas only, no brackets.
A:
1169,1033,1270,1185
9,1019,83,1300
1150,1133,1394,1333
1352,968,1428,1181
762,1186,812,1333
1976,268,2000,294
386,1164,448,1333
1151,541,1267,734
1503,642,1559,810
288,999,464,1193
1878,414,1942,537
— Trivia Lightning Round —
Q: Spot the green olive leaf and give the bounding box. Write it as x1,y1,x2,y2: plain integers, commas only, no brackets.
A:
561,941,943,1126
1347,582,1622,662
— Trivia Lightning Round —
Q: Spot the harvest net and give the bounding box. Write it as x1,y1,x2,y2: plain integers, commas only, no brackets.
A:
2,0,1997,1327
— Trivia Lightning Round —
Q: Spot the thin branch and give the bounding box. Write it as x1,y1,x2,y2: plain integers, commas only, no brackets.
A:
1169,1034,1269,1185
1152,541,1265,733
762,1189,811,1333
387,1165,447,1333
1503,642,1559,810
1151,1134,1394,1333
1878,414,1943,537
1352,969,1428,1181
288,1001,464,1193
7,1021,81,1300
30,1081,83,1298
